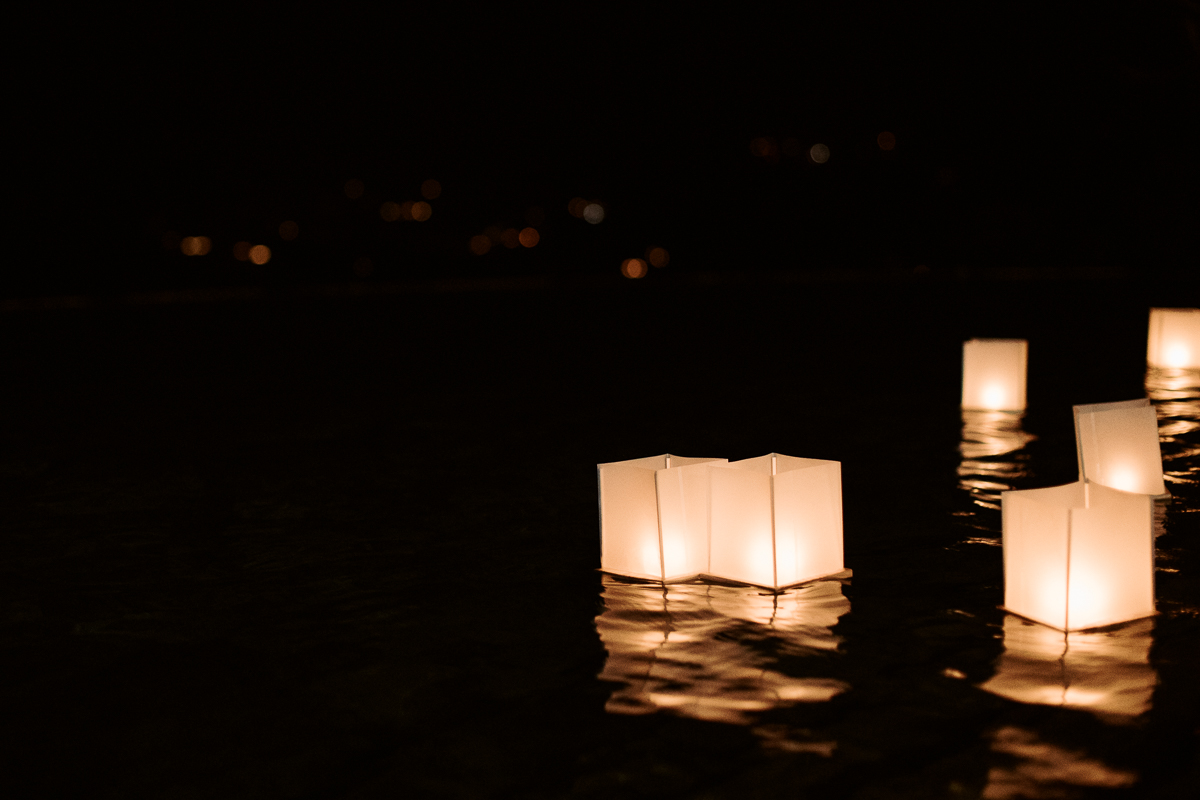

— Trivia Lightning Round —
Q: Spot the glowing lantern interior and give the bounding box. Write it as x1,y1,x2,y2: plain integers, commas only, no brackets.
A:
1073,399,1165,496
598,454,727,581
962,339,1028,411
1001,481,1154,632
707,454,844,590
1147,307,1200,368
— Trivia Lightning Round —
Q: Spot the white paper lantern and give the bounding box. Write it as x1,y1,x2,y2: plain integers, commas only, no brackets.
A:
979,614,1155,718
707,454,843,589
1073,399,1166,496
962,339,1028,411
597,454,727,581
1001,481,1155,632
1147,307,1200,368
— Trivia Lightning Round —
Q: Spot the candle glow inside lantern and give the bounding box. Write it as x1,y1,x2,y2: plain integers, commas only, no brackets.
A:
1147,307,1200,368
1001,481,1154,632
962,339,1028,411
1073,399,1166,496
598,454,727,581
707,454,843,590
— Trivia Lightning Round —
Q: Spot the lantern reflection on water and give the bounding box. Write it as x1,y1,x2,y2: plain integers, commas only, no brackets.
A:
1073,399,1166,497
595,574,851,724
1146,367,1200,492
958,410,1036,513
1147,308,1200,369
1001,481,1155,632
979,615,1157,720
962,339,1028,411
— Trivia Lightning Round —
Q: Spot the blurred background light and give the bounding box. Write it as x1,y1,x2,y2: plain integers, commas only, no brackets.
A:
519,227,539,248
180,236,212,256
501,228,520,248
248,244,271,265
232,241,252,262
568,197,588,218
421,179,442,200
877,131,896,151
469,235,492,255
810,143,830,164
583,203,605,224
344,179,365,199
380,201,402,222
620,258,648,279
646,246,669,268
278,220,299,240
411,201,432,222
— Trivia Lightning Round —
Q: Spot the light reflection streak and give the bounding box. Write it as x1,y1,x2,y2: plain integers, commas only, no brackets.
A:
978,615,1157,722
595,575,850,727
983,726,1138,799
1146,368,1200,492
957,411,1035,533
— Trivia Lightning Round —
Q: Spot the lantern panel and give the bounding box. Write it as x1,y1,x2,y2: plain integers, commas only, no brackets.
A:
773,460,844,587
1002,481,1154,632
654,460,719,579
598,457,666,580
962,339,1028,411
1073,399,1165,496
1147,307,1200,368
1066,483,1155,631
1002,483,1074,631
709,463,776,587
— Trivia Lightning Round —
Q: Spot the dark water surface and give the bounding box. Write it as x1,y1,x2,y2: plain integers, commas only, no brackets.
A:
2,277,1197,798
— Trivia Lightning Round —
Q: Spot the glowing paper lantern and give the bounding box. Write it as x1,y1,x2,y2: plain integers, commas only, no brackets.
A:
1073,399,1166,496
707,454,843,589
598,454,727,581
962,339,1028,411
1147,308,1200,368
1001,481,1154,631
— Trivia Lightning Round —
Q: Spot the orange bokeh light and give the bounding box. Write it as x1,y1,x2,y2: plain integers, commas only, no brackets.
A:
568,197,588,218
518,227,540,248
249,245,271,265
646,247,669,268
621,258,648,279
380,201,402,222
232,241,252,261
421,179,442,200
469,235,492,255
279,220,299,241
411,201,432,221
180,236,211,256
500,228,520,248
878,131,896,151
344,179,364,199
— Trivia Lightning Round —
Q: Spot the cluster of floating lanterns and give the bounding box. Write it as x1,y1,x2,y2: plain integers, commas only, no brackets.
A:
598,308,1199,634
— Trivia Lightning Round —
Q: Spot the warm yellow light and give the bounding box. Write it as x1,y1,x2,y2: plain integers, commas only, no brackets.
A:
583,203,605,224
248,245,271,265
621,258,648,279
180,236,211,256
469,235,492,255
232,241,252,262
1001,481,1154,631
344,179,364,199
567,197,588,218
500,228,520,249
411,201,432,222
380,201,402,222
278,221,299,241
646,247,669,268
877,131,896,151
962,339,1027,411
810,143,830,164
1147,308,1200,368
420,179,441,200
518,227,539,248
1073,399,1165,496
